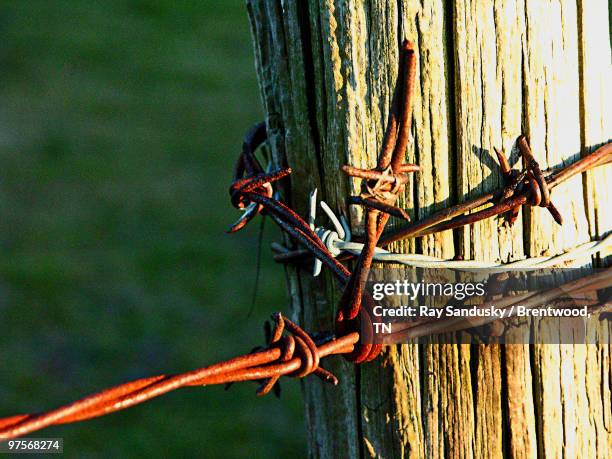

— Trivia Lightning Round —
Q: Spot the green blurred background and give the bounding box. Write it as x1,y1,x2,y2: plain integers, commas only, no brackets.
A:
0,1,305,456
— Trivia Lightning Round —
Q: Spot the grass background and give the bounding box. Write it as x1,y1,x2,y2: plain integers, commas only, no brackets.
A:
0,1,305,456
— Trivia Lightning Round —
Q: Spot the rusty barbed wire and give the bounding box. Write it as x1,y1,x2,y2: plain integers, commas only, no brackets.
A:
0,314,358,440
335,40,419,363
275,140,611,266
379,139,611,246
0,39,420,441
1,37,610,441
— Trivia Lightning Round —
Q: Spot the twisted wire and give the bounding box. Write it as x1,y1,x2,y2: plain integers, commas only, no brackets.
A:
0,315,357,440
327,232,612,270
1,39,609,442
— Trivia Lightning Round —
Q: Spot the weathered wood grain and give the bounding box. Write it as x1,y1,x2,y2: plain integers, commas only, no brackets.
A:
505,328,538,458
578,0,612,257
247,1,611,457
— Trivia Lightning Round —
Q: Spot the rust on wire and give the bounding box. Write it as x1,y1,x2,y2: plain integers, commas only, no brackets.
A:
0,315,357,440
379,140,611,246
335,40,419,364
1,38,611,442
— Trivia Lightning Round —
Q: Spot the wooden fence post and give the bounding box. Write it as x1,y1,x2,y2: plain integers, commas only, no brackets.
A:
247,1,611,457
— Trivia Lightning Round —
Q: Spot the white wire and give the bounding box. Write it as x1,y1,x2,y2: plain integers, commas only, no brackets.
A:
335,233,611,270
309,195,612,271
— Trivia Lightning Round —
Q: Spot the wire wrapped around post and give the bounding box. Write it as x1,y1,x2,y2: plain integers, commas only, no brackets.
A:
1,39,610,443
